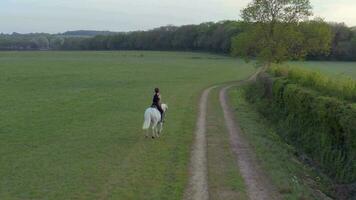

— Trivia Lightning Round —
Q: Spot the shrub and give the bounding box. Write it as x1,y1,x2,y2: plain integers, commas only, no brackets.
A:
268,65,356,101
246,75,356,183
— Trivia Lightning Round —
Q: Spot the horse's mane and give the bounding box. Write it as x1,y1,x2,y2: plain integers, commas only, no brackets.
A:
161,103,168,112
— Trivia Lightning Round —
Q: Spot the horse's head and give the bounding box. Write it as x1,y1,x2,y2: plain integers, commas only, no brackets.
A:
161,103,168,112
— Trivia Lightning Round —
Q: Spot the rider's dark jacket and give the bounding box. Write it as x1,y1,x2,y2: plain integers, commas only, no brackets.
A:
152,93,163,114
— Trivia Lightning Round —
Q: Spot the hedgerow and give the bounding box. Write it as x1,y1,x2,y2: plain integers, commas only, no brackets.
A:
268,65,356,101
245,73,356,184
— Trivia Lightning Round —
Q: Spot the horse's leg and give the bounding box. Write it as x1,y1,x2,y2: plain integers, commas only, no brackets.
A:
154,122,160,138
156,123,160,138
155,126,158,138
145,127,149,138
152,124,156,139
157,122,163,137
159,122,163,135
154,124,159,138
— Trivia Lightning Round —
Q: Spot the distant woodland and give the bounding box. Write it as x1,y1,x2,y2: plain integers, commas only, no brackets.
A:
1,21,355,61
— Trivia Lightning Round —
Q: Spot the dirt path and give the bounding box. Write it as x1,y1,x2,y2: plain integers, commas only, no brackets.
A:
184,80,280,200
183,86,217,200
219,85,280,200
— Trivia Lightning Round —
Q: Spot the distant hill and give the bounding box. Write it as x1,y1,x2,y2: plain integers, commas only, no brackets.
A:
61,30,118,37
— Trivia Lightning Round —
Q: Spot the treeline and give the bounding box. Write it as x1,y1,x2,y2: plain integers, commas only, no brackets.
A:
0,31,119,51
1,21,356,61
310,23,356,61
61,21,244,53
0,33,52,50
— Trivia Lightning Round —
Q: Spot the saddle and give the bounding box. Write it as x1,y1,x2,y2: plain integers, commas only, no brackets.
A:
151,105,162,112
151,104,165,123
151,104,162,110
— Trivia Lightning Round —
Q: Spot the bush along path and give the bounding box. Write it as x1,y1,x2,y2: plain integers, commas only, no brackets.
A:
244,68,355,199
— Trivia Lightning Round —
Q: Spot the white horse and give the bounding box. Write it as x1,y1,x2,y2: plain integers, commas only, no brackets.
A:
142,104,168,138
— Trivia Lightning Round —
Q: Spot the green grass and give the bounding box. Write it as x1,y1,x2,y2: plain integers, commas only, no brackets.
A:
0,51,254,200
287,61,356,79
228,86,334,200
206,88,248,200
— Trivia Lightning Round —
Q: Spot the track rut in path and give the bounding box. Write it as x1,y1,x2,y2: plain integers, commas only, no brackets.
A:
219,85,280,200
183,86,216,200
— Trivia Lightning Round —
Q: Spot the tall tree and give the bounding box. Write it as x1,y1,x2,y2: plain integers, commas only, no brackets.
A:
231,0,331,68
329,23,353,59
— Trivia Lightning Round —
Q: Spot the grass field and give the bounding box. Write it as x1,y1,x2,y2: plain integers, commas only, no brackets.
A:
0,51,254,199
287,61,356,79
1,51,355,199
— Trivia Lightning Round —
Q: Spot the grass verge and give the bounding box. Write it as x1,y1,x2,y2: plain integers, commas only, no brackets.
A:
228,86,334,200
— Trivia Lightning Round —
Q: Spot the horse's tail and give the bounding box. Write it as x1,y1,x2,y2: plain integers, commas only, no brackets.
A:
142,110,151,130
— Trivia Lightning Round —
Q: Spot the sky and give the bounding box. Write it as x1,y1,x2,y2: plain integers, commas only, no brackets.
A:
1,0,355,33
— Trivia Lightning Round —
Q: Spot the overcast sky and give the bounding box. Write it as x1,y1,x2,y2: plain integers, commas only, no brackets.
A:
1,0,355,33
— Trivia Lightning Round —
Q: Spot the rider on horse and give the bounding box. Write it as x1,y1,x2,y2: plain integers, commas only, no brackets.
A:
152,88,164,122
